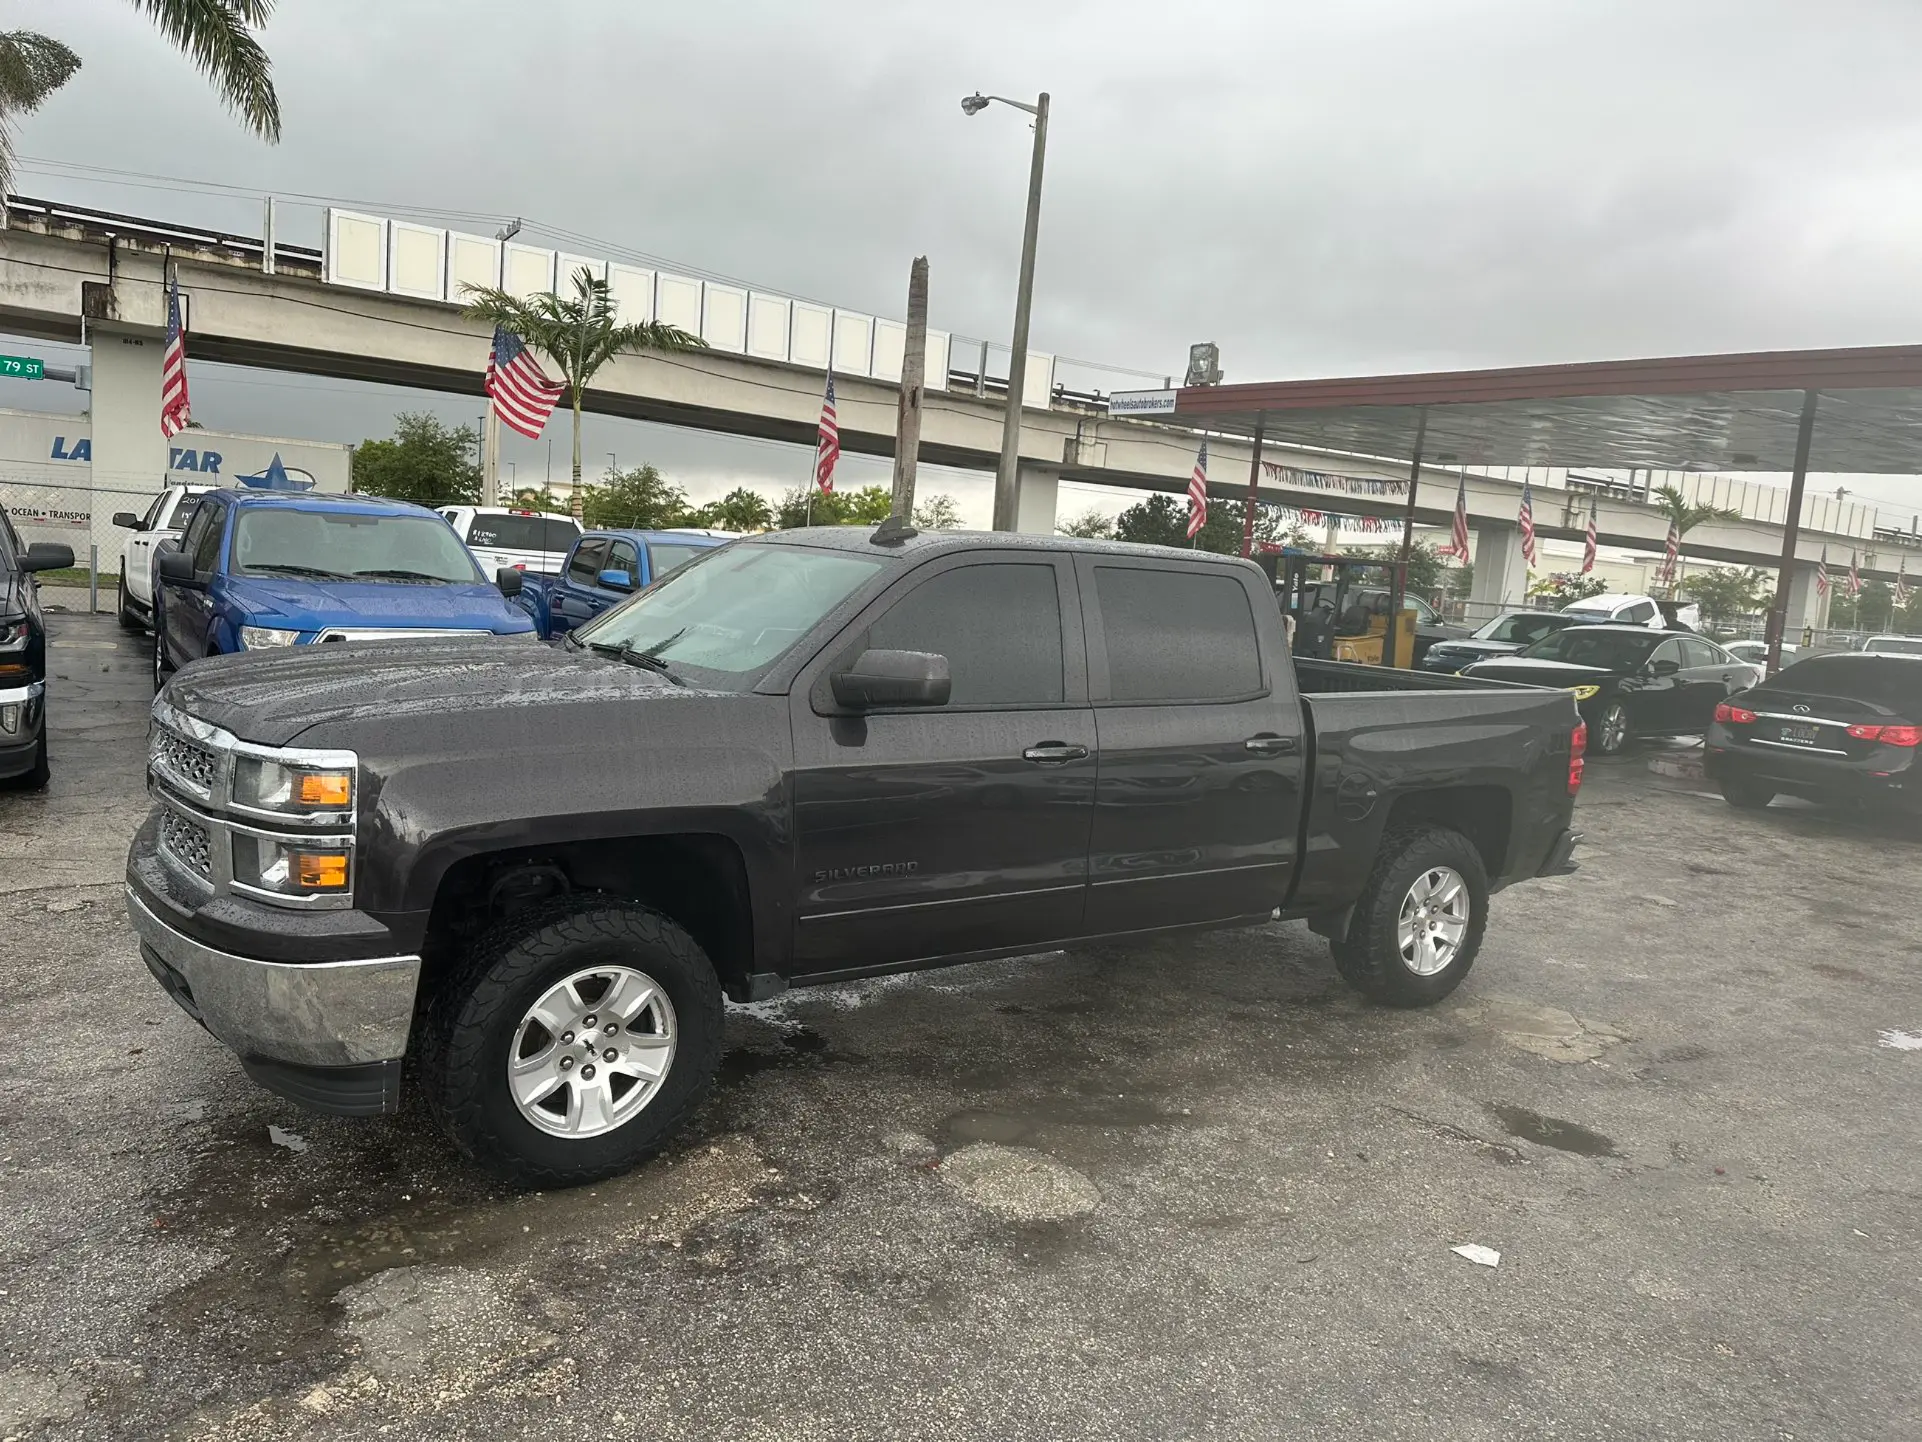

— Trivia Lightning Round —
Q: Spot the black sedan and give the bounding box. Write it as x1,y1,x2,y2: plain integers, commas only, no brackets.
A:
1463,625,1764,755
1421,609,1588,674
0,505,73,790
1705,652,1921,812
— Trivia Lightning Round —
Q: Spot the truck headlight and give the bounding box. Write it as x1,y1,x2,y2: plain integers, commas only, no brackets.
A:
239,625,301,649
231,834,351,896
1568,685,1601,701
232,755,354,813
0,619,26,652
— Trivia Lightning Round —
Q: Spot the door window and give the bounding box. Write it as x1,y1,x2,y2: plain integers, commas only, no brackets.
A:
1680,638,1720,667
864,562,1064,706
606,540,639,584
178,500,221,573
1095,566,1262,702
567,538,610,585
1620,600,1657,624
1650,638,1685,669
141,492,170,529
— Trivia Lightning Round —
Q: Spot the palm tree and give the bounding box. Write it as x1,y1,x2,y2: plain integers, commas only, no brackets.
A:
1650,483,1740,582
464,267,705,518
0,3,280,190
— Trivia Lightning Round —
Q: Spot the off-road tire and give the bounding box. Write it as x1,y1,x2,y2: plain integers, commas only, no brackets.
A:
1330,825,1489,1008
1719,777,1775,810
116,573,142,631
1,733,48,792
151,624,172,694
418,897,724,1188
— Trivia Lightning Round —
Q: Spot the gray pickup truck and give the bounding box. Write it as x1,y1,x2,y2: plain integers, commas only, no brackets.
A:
127,527,1583,1186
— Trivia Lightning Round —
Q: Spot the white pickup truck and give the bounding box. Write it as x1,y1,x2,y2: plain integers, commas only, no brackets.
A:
112,484,213,628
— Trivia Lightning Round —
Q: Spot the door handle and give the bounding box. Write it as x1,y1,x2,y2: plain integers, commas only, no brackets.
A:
1022,742,1089,764
1245,734,1299,755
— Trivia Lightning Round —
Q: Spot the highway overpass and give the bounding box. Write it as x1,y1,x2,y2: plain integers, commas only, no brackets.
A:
0,194,1911,624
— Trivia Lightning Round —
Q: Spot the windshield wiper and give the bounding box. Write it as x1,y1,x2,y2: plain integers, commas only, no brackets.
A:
351,568,450,583
245,563,349,580
583,636,685,684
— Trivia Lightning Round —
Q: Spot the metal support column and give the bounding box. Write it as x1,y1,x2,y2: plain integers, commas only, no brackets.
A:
1239,416,1266,558
1764,389,1820,673
1387,408,1429,668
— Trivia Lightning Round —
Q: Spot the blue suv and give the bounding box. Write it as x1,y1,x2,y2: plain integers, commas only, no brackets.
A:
152,491,536,689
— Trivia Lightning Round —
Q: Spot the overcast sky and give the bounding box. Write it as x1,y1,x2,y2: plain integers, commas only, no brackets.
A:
8,0,1922,524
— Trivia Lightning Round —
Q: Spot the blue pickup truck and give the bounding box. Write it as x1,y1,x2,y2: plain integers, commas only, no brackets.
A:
517,528,730,639
151,490,537,688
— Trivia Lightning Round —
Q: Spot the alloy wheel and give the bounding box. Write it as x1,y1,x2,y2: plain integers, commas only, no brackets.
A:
507,964,677,1138
1396,865,1470,976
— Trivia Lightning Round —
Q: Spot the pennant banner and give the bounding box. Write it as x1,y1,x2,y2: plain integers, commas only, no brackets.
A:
1272,505,1400,535
1262,462,1408,497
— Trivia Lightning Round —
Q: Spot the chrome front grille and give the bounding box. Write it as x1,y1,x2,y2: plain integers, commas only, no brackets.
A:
159,807,213,877
152,728,219,796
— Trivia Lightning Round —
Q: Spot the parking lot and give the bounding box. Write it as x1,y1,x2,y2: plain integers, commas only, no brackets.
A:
3,602,1920,1441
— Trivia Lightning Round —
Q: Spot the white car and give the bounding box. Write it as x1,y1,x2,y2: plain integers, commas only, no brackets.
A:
1863,634,1922,657
438,506,582,576
112,484,214,628
1561,593,1701,630
1722,639,1798,666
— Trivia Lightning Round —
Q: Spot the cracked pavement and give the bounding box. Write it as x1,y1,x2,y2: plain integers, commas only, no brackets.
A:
2,606,1919,1440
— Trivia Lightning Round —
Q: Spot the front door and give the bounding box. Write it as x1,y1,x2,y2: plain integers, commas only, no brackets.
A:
550,537,610,636
163,498,223,665
1634,636,1689,733
788,553,1095,973
1078,557,1306,930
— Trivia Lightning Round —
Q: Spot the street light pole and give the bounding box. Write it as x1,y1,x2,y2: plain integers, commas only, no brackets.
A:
964,90,1050,532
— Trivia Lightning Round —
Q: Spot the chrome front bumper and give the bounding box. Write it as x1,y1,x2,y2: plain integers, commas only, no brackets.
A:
126,887,420,1069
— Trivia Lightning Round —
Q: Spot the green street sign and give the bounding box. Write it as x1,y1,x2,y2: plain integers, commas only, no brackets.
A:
0,355,44,380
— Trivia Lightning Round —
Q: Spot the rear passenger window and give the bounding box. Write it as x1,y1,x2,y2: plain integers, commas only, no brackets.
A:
1096,566,1262,702
866,562,1064,706
1680,638,1719,667
1621,601,1656,624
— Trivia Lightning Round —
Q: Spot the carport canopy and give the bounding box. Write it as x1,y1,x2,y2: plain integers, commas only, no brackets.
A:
1129,343,1922,666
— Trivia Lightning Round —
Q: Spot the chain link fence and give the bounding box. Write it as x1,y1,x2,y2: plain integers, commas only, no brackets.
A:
1,472,175,612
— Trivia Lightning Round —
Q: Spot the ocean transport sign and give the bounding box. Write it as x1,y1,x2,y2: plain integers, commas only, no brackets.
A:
1107,389,1177,417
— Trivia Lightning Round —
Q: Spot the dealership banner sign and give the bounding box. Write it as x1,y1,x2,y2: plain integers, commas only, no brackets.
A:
1263,462,1407,496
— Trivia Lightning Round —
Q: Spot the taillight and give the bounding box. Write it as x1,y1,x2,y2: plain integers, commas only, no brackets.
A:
1714,702,1757,724
1848,723,1922,747
1569,721,1587,795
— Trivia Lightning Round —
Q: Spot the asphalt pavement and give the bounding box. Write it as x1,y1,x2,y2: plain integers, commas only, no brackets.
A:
3,604,1919,1441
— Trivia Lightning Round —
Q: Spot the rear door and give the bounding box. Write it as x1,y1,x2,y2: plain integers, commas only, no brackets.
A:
787,551,1095,971
1636,636,1689,732
1679,637,1739,728
1079,556,1306,930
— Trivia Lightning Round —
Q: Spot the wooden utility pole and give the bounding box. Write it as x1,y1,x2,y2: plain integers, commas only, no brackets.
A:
891,255,929,521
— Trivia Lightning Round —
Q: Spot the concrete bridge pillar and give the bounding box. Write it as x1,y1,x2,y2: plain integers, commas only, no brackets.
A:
89,323,169,495
1469,525,1529,611
1780,561,1829,638
1014,464,1059,535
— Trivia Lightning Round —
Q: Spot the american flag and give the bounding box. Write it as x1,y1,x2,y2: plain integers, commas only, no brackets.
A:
1444,473,1470,561
486,326,565,439
1518,481,1537,568
160,271,191,439
1186,443,1209,539
1815,549,1830,597
815,372,840,495
1581,504,1598,574
1849,551,1863,596
1661,516,1680,581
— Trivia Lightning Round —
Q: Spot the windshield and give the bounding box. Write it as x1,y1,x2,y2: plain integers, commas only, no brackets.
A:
646,541,716,579
464,514,580,552
574,542,887,687
1866,636,1922,656
1518,629,1661,669
233,508,485,584
1477,612,1575,645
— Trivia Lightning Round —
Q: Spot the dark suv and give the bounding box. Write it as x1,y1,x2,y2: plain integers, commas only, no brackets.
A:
0,507,74,790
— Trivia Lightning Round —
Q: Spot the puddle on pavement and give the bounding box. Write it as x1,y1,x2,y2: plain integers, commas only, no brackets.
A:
946,1092,1185,1147
147,1121,775,1369
1489,1104,1621,1158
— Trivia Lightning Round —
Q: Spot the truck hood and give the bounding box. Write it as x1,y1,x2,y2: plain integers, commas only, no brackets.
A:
165,636,694,746
224,576,533,634
1460,658,1615,687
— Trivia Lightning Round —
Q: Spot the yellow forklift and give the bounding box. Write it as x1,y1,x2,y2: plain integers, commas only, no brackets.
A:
1257,551,1419,668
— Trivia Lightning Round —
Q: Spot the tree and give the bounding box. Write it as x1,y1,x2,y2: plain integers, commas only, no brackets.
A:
0,3,280,193
582,464,688,531
912,493,964,530
1449,562,1474,599
774,484,892,529
509,487,569,514
351,413,480,506
687,486,773,533
463,267,705,519
1529,571,1608,605
1114,493,1188,547
1349,539,1455,596
1679,566,1773,627
1650,484,1741,578
1058,508,1115,540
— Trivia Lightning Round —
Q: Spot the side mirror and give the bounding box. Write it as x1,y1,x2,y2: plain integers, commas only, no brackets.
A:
1649,658,1681,677
597,568,634,592
19,543,74,573
830,649,951,710
112,511,145,531
156,549,197,586
495,567,524,598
